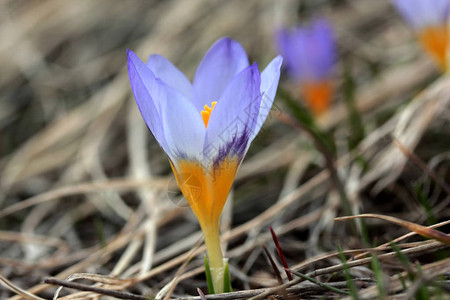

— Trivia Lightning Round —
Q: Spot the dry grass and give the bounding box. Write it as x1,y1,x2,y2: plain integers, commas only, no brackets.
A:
0,0,449,299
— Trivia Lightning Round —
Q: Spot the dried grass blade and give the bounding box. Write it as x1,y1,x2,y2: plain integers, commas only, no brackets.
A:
197,288,207,300
0,274,45,300
335,214,450,246
285,268,349,295
44,278,146,300
269,227,293,280
261,244,283,285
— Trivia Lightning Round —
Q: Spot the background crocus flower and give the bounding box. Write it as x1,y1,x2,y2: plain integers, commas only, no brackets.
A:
392,0,450,69
127,38,282,293
276,19,336,114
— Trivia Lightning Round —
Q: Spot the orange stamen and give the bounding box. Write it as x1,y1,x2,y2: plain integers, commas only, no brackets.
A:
201,101,217,128
300,81,334,115
417,25,448,70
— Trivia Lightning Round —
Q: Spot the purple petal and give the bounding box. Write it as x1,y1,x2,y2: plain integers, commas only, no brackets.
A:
127,50,169,155
307,19,336,79
203,64,261,166
160,82,206,162
250,55,283,142
146,54,192,99
275,29,299,78
392,0,450,29
192,37,249,112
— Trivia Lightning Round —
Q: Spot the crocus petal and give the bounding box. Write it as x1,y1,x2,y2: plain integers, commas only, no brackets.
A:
203,64,261,165
275,29,299,78
392,0,450,29
250,55,283,142
306,19,336,80
192,37,249,111
146,54,192,99
127,50,169,155
160,82,206,162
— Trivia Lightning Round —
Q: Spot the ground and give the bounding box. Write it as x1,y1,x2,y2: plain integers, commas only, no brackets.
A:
0,0,449,299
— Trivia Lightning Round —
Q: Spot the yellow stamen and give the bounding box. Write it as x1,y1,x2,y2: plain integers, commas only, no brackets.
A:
417,25,448,70
201,101,217,128
300,80,333,115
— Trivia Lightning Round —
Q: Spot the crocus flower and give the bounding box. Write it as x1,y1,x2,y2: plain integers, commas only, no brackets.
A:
276,19,336,114
392,0,450,69
127,38,282,293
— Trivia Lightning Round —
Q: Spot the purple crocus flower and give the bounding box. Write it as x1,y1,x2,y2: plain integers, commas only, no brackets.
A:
392,0,450,29
276,19,336,82
127,37,282,293
392,0,450,69
276,19,336,114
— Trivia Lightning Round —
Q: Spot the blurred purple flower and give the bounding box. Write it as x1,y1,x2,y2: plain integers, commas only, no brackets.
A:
276,19,336,82
276,19,336,114
392,0,450,69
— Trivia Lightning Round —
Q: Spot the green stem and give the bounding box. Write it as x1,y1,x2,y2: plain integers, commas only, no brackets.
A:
202,222,224,293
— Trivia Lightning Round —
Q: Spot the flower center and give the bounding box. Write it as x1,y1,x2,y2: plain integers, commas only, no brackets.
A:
200,101,217,128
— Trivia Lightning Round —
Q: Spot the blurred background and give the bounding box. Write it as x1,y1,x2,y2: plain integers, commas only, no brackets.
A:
1,0,449,299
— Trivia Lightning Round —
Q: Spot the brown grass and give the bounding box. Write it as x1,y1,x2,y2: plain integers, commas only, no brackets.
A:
1,0,449,299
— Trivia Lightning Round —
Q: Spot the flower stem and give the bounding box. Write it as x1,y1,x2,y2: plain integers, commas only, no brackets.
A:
202,223,224,294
